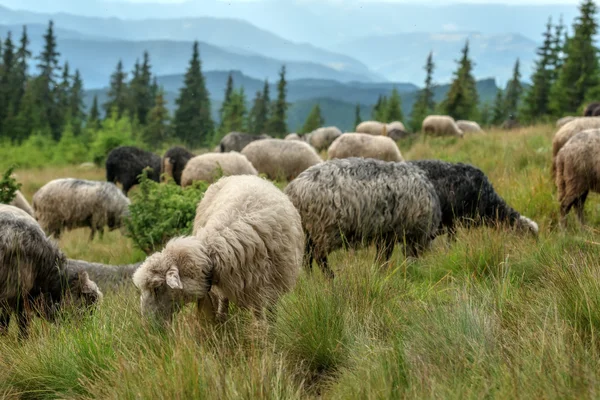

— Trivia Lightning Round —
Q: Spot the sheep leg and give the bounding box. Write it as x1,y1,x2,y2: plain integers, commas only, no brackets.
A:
0,310,10,335
375,234,395,268
89,228,96,241
315,252,334,279
304,236,315,271
560,197,577,228
216,297,229,323
574,191,589,226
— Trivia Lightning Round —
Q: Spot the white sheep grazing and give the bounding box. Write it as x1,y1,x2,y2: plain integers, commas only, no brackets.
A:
456,120,484,133
241,139,322,181
422,115,464,137
180,152,258,187
386,121,406,132
356,120,386,135
327,133,404,162
9,190,34,217
556,116,576,129
32,179,130,240
132,175,304,324
0,204,38,224
308,126,342,151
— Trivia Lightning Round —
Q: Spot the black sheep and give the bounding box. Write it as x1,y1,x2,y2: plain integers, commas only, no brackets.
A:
584,102,600,116
161,146,195,186
409,160,538,240
106,146,161,195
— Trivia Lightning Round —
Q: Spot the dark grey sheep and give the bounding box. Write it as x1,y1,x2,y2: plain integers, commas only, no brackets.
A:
106,146,161,195
219,132,270,153
584,102,600,117
0,209,103,338
284,158,441,278
161,146,195,186
409,160,538,239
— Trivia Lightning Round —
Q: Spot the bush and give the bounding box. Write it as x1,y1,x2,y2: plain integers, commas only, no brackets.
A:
125,171,209,254
0,167,21,204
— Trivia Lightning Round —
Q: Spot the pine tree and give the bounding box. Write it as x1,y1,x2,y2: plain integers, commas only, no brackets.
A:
219,87,248,136
550,15,566,81
301,104,324,134
504,59,523,117
354,103,362,129
13,26,30,115
69,69,85,133
129,53,153,125
173,41,214,147
479,102,492,127
410,52,436,132
142,88,171,149
522,18,555,121
247,91,268,135
88,95,101,130
492,88,506,125
103,60,129,119
58,62,71,123
266,66,288,137
219,72,234,132
442,40,479,120
385,88,403,122
0,31,15,136
550,0,600,115
35,20,62,140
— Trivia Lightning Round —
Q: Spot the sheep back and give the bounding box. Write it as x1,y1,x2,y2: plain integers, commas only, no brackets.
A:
584,102,600,116
308,126,342,151
356,120,385,135
456,120,483,133
241,139,322,181
105,146,161,195
551,117,600,176
556,116,576,128
161,146,195,185
422,115,464,137
9,190,34,216
327,133,404,162
180,152,258,187
219,132,270,153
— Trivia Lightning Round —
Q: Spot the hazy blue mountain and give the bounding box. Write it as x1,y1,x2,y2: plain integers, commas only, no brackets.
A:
334,32,538,85
0,5,383,82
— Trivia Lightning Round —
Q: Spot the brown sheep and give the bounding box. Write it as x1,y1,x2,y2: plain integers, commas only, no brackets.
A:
551,117,600,177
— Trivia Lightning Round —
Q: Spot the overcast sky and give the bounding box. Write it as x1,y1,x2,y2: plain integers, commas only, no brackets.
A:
113,0,580,4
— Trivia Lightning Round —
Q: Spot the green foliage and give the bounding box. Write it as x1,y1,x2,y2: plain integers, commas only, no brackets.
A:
385,87,404,122
442,40,479,120
129,52,154,125
142,89,171,150
173,41,214,147
354,103,362,129
410,52,436,132
266,65,289,137
217,87,248,140
218,72,234,135
125,171,209,254
247,81,270,135
492,88,506,125
504,59,523,117
103,60,129,120
53,121,88,164
372,95,388,121
90,110,136,165
0,166,21,204
300,103,324,134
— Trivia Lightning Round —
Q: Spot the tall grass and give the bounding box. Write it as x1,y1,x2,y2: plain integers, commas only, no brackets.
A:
4,125,600,398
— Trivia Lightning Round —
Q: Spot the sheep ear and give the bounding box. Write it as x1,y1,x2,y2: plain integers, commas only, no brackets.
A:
165,266,183,290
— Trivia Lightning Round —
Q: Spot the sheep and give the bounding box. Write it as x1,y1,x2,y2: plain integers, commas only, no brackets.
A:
180,152,258,187
387,121,407,132
551,117,600,177
456,120,484,133
387,128,413,141
219,132,270,153
308,126,342,151
501,115,521,130
285,133,303,141
422,115,464,137
0,204,38,223
33,179,131,241
583,102,600,116
284,158,441,278
556,116,576,128
132,175,304,324
356,120,385,135
161,146,195,186
106,146,161,195
8,190,34,217
555,129,600,227
241,139,322,181
0,209,102,338
327,133,404,162
409,160,539,240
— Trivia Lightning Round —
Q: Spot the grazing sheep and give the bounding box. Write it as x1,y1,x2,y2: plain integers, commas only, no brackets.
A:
180,152,258,187
501,115,521,130
106,146,161,195
132,175,304,324
67,259,142,291
456,120,484,133
556,116,577,128
8,190,34,217
285,133,302,141
0,209,102,338
327,133,404,162
551,117,600,177
284,158,441,277
583,102,600,116
241,139,322,181
161,146,195,185
33,179,131,240
356,120,386,135
219,132,270,153
0,204,38,223
555,129,600,227
422,115,464,137
387,128,413,141
409,160,539,240
387,121,407,132
308,126,342,151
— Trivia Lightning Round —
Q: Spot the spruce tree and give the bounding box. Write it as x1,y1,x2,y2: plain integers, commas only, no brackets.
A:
219,87,248,135
504,59,523,117
479,102,492,127
142,88,171,149
550,0,600,115
13,26,30,115
69,69,85,133
88,95,101,130
522,18,554,121
492,88,506,125
173,41,214,147
266,65,288,137
0,31,15,136
442,40,479,120
129,53,153,125
103,60,129,119
301,104,324,134
35,20,62,140
248,90,269,135
386,88,403,122
354,103,362,129
58,62,71,123
410,52,436,132
219,72,234,132
550,15,566,81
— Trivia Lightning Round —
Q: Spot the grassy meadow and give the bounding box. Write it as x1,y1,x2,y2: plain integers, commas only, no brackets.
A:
4,124,600,399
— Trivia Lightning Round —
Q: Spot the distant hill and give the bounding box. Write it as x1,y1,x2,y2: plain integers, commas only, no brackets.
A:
84,74,499,133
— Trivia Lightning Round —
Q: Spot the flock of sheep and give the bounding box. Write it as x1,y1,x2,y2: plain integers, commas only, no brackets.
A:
4,108,600,337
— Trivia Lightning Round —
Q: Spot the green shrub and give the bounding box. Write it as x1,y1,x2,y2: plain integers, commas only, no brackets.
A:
125,171,210,254
0,167,21,204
